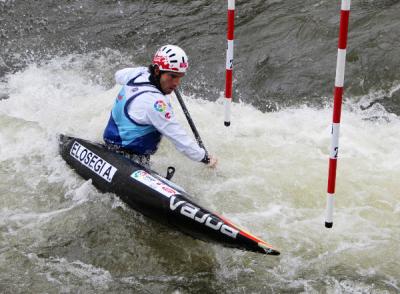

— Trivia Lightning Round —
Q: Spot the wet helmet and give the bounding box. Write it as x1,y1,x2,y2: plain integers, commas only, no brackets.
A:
152,45,189,73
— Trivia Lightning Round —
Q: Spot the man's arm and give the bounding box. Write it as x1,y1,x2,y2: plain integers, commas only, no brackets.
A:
146,98,206,162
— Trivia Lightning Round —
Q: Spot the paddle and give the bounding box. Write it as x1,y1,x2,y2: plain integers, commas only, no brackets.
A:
174,89,208,154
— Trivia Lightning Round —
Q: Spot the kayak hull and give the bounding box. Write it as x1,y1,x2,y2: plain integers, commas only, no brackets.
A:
59,134,280,255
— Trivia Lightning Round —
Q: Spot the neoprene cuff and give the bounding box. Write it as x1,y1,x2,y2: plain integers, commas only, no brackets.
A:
201,153,210,164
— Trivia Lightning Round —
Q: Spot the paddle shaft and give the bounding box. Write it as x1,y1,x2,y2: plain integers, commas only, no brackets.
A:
174,89,208,153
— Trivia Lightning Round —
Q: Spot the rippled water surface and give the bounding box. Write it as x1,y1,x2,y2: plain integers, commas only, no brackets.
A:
1,1,399,293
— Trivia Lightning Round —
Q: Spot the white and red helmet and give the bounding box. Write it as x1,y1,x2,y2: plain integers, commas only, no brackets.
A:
152,45,189,73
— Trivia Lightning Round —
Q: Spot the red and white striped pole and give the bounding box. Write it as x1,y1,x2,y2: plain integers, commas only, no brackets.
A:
325,0,351,228
224,0,235,127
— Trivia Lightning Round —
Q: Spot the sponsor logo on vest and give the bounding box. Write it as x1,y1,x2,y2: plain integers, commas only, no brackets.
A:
169,195,239,239
70,141,117,183
154,100,167,112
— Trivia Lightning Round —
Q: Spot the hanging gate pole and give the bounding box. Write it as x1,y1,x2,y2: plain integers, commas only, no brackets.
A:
224,0,235,127
325,0,351,228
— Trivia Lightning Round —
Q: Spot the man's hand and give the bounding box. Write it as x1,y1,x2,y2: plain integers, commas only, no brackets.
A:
201,153,218,168
207,155,218,168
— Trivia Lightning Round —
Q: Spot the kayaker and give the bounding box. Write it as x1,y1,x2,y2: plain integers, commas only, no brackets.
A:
103,45,217,168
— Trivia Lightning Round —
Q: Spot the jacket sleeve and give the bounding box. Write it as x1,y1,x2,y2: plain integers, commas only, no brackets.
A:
146,98,206,162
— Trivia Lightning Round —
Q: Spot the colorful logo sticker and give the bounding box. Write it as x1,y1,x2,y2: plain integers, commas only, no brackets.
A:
154,100,167,112
165,112,171,119
130,170,177,198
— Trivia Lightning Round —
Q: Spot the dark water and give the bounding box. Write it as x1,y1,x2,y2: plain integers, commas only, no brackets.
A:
1,1,400,293
1,0,400,112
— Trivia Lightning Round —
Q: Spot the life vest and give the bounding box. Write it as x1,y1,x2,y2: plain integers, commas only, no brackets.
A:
103,73,163,155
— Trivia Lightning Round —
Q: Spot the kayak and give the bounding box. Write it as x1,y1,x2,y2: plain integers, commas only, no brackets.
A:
58,134,280,255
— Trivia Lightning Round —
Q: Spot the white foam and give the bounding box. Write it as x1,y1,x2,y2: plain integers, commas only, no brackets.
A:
26,254,113,289
1,53,399,291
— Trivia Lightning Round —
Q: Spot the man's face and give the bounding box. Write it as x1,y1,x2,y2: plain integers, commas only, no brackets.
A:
159,71,185,94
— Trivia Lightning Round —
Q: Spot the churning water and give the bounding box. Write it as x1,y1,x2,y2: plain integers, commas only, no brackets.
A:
1,0,399,293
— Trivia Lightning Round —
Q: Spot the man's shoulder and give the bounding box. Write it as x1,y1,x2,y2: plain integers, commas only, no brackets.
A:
133,92,173,118
116,66,148,75
115,67,150,85
128,88,164,103
134,91,166,104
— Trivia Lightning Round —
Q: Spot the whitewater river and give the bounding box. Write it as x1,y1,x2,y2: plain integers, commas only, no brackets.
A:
1,0,400,293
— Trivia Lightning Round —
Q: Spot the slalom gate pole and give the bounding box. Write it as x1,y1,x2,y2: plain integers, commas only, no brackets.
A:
325,0,351,228
224,0,235,127
174,89,208,153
